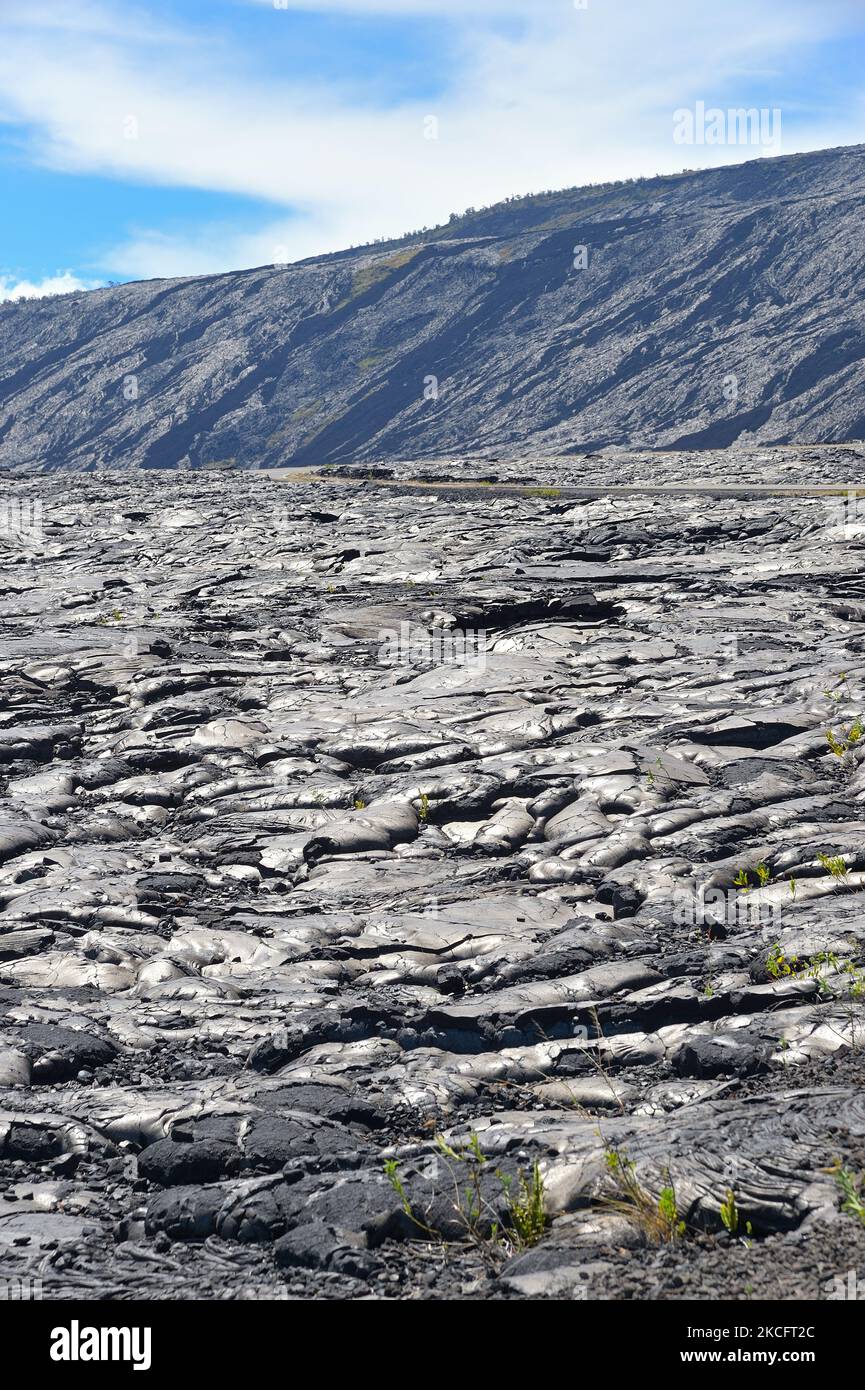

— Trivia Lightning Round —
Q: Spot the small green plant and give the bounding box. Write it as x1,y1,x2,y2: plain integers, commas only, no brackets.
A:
833,1164,865,1227
808,950,841,984
828,959,865,1053
384,1160,439,1241
818,852,849,884
845,964,865,1000
644,757,674,794
826,719,864,758
657,1185,684,1239
719,1187,753,1243
436,1131,487,1233
497,1162,547,1248
766,943,850,997
435,1133,548,1250
703,981,714,999
766,942,797,979
734,863,771,893
601,1146,685,1244
353,798,366,810
720,1188,739,1234
418,791,431,823
823,673,855,706
385,1132,548,1257
384,1158,412,1218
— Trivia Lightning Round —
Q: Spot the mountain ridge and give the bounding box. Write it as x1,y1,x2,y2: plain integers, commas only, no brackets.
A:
3,142,865,471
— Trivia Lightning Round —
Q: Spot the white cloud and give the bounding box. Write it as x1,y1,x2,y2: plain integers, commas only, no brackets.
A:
0,272,97,302
2,0,190,44
0,0,863,282
246,0,532,12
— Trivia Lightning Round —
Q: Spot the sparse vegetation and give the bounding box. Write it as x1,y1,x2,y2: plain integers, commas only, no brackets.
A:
764,941,865,1006
833,1164,865,1227
846,965,865,1000
766,942,839,987
496,1162,547,1249
822,672,854,705
734,863,770,893
766,942,796,979
384,1158,415,1221
292,398,324,421
720,1188,738,1233
817,851,849,884
384,1132,548,1257
600,1146,686,1244
826,718,864,757
333,249,422,311
644,756,675,793
357,350,390,373
719,1188,752,1240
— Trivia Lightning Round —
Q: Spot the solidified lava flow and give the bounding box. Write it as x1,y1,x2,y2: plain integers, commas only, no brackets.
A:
2,453,865,1300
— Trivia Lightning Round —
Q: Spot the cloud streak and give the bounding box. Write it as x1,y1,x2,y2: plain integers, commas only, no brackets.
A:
0,272,94,302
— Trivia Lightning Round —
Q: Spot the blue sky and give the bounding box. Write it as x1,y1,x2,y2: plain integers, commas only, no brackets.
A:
1,0,865,299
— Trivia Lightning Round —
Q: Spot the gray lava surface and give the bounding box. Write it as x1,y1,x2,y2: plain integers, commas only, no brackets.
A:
2,457,865,1301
